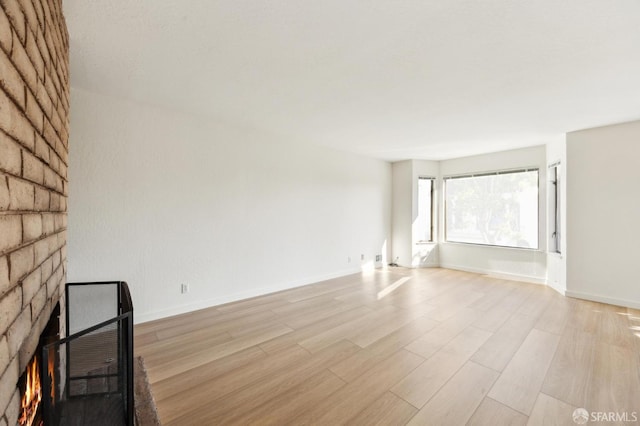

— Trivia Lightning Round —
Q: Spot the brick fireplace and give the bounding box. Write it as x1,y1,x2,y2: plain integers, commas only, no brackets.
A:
0,0,70,424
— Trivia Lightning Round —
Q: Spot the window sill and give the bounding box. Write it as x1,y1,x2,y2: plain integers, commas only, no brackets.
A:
441,241,542,252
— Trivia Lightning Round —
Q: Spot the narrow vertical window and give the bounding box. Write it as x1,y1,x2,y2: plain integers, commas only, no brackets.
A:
549,163,561,253
417,177,434,242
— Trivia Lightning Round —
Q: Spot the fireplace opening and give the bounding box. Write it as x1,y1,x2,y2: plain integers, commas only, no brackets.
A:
16,283,133,426
18,303,61,426
19,355,42,426
40,281,134,426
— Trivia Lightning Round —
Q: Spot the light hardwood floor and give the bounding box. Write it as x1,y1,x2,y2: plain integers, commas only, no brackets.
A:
135,268,640,425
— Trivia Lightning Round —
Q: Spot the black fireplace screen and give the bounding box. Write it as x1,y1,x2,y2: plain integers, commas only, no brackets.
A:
42,282,134,426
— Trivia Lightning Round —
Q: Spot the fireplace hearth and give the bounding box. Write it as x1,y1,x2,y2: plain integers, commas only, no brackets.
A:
17,282,134,426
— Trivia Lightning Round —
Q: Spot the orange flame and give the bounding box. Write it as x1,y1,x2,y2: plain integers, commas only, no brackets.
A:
18,356,42,426
48,352,56,403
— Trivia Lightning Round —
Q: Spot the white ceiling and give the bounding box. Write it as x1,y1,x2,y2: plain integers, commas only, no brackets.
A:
64,0,640,161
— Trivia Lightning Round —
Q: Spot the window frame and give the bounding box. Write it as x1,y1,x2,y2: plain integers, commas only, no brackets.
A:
549,162,561,254
416,176,435,243
443,168,540,250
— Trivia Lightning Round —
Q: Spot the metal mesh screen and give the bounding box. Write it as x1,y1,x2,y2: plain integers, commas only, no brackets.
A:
42,282,133,426
68,284,119,335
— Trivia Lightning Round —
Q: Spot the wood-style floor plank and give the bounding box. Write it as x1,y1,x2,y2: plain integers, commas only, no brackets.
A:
534,296,572,336
516,288,555,319
439,326,493,358
488,329,561,415
471,312,539,372
474,306,515,332
258,305,372,354
225,369,346,425
407,361,499,425
298,305,399,353
279,300,361,329
133,267,640,425
390,350,468,408
157,344,310,423
629,308,640,381
147,323,293,383
541,327,595,408
294,349,424,425
349,392,418,426
526,393,577,426
154,308,278,340
330,315,439,383
587,341,640,414
404,307,479,358
467,397,529,426
166,340,360,425
150,346,266,402
595,308,635,349
391,326,491,411
348,309,426,348
565,299,600,334
138,329,233,365
467,279,516,311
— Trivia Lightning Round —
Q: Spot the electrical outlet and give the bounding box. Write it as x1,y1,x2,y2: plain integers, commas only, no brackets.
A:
361,254,365,260
181,283,189,294
376,255,382,262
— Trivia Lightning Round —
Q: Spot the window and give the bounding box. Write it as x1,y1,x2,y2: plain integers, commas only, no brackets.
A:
549,163,561,253
416,177,434,242
445,169,539,249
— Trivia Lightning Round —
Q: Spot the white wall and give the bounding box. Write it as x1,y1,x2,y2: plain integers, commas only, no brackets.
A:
391,161,412,267
68,88,392,323
546,140,567,294
566,120,640,309
438,146,547,283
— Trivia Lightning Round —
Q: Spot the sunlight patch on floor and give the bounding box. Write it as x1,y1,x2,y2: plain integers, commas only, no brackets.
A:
377,277,411,300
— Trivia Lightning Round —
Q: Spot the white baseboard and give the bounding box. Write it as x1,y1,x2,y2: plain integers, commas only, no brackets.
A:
135,266,363,324
565,290,640,310
439,263,547,285
546,281,566,296
397,260,439,269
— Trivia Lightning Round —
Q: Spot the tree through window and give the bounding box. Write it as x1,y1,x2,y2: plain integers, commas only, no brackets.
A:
444,169,539,249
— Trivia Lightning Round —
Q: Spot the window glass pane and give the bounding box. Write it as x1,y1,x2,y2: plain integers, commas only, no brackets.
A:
555,165,561,252
417,178,433,242
445,170,538,249
549,165,561,253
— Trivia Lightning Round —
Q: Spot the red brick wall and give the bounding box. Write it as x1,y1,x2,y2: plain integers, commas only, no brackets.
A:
0,0,69,423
